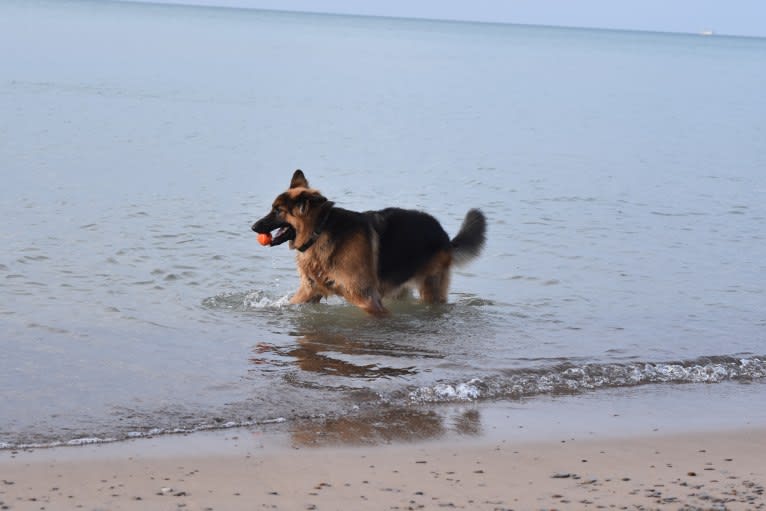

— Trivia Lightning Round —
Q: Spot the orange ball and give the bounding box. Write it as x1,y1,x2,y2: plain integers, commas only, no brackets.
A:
257,232,272,246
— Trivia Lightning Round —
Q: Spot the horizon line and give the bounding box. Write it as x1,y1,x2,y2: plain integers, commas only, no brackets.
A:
109,0,764,40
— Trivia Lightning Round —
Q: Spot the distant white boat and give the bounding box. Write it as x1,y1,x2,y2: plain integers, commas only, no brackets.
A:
700,29,715,36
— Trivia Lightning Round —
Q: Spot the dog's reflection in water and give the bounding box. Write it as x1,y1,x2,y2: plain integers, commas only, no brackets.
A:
250,330,481,445
290,407,482,447
251,332,416,379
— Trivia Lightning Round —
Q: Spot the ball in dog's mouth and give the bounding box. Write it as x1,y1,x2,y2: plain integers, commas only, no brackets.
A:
257,232,272,246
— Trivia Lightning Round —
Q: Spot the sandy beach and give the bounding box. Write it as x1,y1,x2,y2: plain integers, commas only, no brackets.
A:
2,396,765,511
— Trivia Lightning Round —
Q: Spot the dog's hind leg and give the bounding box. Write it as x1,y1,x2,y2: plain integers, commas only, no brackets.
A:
418,251,452,304
419,271,450,304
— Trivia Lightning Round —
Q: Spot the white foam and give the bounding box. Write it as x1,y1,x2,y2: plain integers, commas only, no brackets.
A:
66,437,114,446
410,378,483,402
0,436,117,450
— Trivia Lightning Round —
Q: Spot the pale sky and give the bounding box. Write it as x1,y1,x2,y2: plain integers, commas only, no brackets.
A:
127,0,766,38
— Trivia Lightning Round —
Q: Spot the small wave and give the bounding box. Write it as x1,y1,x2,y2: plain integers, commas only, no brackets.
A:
122,416,287,440
0,436,117,451
0,418,287,451
408,355,766,404
202,290,291,311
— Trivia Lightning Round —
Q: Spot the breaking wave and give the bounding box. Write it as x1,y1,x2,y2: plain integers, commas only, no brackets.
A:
408,355,766,403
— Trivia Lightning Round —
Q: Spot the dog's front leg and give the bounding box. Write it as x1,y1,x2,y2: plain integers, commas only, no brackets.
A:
290,277,322,304
344,287,388,317
290,287,322,304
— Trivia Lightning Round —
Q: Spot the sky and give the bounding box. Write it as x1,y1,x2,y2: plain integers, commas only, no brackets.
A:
125,0,766,38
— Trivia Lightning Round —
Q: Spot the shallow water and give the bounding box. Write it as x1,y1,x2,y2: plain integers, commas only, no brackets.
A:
1,0,765,448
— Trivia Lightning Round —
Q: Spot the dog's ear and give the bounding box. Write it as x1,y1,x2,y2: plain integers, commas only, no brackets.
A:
295,192,327,216
289,169,309,189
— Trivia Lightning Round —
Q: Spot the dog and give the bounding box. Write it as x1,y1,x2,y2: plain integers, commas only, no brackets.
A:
251,170,486,315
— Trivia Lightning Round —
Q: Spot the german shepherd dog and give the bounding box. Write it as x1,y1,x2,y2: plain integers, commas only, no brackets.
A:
251,170,486,316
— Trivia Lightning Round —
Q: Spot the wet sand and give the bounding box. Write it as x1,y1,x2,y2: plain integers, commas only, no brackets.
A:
2,398,765,510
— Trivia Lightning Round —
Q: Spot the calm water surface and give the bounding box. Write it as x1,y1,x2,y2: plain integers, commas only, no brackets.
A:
1,0,765,447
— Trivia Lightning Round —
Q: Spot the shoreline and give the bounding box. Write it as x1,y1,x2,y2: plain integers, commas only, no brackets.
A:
4,379,766,453
2,384,766,510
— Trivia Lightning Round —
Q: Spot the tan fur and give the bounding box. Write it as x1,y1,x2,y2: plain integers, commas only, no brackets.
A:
276,187,324,250
292,228,386,315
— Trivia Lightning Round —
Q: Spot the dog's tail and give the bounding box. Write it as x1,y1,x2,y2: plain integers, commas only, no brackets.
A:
451,209,487,266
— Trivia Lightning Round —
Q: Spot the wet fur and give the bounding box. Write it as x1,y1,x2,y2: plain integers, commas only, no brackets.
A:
251,170,486,316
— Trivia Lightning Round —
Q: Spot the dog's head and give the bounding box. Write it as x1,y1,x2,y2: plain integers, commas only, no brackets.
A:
251,170,332,250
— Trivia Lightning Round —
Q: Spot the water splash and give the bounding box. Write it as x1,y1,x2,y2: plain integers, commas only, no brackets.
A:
202,290,291,311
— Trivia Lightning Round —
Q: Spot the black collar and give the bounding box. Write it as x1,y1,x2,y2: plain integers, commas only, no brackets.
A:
296,202,334,252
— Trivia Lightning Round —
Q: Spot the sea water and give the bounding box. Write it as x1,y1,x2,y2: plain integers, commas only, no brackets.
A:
1,0,765,448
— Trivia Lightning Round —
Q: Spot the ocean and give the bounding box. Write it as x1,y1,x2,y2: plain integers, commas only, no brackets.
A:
1,0,765,449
